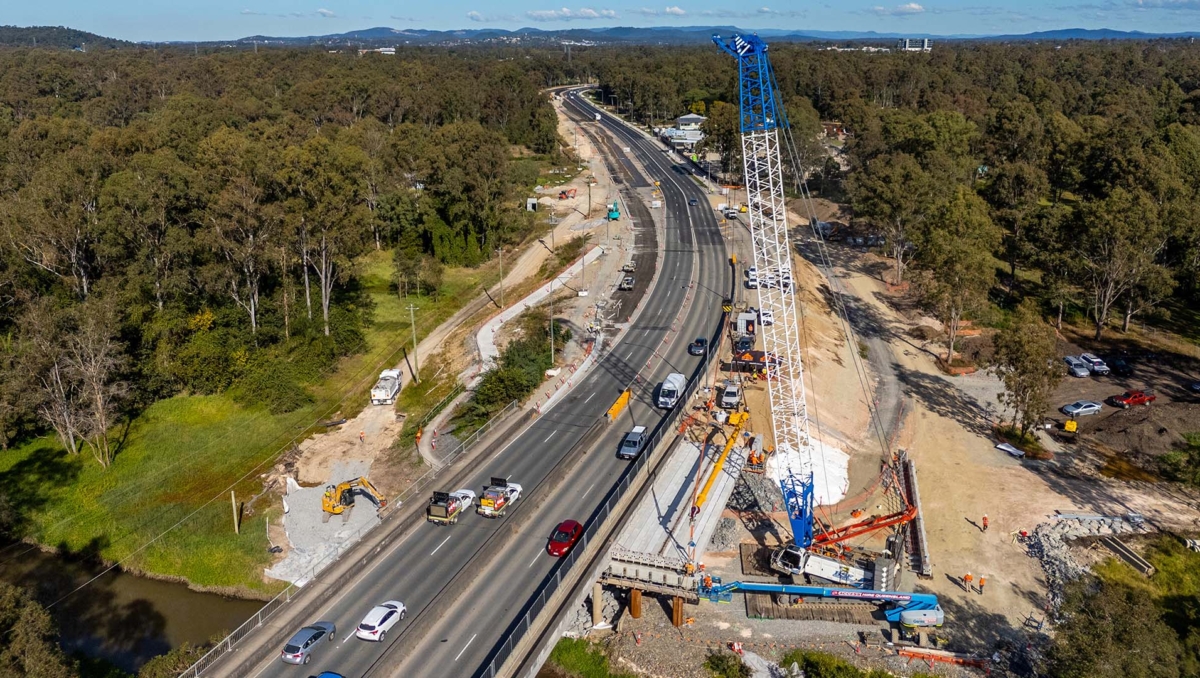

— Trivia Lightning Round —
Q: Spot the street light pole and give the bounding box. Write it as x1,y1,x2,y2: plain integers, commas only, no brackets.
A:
549,279,555,366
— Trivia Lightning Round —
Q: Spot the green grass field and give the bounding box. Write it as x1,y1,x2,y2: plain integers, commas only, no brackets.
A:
0,249,498,594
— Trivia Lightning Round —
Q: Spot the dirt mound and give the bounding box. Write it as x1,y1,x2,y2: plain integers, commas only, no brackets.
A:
1084,401,1199,457
791,197,850,225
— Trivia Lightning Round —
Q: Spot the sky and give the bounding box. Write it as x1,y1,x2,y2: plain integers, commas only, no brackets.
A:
7,0,1200,42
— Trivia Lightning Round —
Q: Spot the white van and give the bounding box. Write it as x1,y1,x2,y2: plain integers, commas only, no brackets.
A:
657,373,687,409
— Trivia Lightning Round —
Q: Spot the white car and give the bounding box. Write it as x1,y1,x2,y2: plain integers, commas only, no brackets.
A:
759,309,774,325
1079,353,1111,376
1061,400,1103,417
355,601,406,641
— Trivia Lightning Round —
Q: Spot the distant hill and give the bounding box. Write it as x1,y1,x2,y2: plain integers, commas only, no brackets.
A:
230,24,1200,47
0,25,134,50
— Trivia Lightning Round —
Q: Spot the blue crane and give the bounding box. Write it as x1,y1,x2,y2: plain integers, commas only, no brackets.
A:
698,576,943,626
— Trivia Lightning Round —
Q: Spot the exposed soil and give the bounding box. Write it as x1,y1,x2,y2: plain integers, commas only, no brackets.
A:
1080,400,1198,458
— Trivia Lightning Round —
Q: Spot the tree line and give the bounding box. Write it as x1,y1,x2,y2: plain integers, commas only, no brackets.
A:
588,40,1200,357
0,46,564,463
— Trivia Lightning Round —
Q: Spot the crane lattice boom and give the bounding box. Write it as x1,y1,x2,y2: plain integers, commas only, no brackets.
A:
714,33,816,548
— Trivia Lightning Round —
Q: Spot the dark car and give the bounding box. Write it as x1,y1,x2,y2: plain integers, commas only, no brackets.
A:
734,336,754,353
688,198,699,206
548,520,583,556
1109,357,1134,377
280,621,336,665
688,338,708,356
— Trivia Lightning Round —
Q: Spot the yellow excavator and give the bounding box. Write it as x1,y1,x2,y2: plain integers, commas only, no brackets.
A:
321,477,387,523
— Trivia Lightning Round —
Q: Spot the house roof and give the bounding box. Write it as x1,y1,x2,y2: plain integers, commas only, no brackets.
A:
677,113,707,123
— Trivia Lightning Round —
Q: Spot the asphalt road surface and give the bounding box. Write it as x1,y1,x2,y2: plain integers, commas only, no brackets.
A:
245,89,730,678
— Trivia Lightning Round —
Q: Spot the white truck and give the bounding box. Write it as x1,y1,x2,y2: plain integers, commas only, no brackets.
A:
426,489,476,525
370,369,402,405
477,477,522,518
657,373,686,409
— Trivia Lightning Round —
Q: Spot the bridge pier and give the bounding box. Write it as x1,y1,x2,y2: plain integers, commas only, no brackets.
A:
630,589,642,618
671,596,684,627
592,581,604,628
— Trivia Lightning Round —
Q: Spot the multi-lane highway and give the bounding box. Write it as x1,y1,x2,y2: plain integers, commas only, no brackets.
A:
243,89,730,678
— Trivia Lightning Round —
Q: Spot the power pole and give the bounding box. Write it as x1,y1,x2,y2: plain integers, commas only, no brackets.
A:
407,304,420,382
497,247,505,308
549,280,555,366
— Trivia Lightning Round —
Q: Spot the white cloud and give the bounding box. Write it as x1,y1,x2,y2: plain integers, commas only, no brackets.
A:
664,5,687,14
526,7,620,21
316,8,336,18
872,2,926,15
1131,0,1200,7
698,6,803,18
630,7,660,14
467,10,485,21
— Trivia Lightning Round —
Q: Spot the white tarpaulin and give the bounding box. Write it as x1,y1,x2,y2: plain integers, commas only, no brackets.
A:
766,437,850,505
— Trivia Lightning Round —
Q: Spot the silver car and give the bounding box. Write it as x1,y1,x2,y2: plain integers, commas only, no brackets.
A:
1079,353,1110,376
1062,400,1103,417
280,621,336,665
1064,356,1091,378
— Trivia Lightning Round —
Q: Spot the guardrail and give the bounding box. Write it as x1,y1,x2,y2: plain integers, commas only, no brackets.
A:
179,400,519,678
476,286,732,677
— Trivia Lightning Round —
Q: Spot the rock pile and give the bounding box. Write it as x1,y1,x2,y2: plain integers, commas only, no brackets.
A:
563,586,622,635
1026,515,1147,611
728,473,784,513
708,517,739,553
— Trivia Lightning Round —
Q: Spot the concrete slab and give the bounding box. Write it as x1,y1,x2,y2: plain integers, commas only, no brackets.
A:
612,435,746,565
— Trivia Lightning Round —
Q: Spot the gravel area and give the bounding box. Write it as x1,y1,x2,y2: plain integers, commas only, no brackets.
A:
265,459,384,585
708,517,739,553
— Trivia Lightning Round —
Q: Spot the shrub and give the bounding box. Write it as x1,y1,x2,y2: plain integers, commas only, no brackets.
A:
704,649,751,678
230,360,313,414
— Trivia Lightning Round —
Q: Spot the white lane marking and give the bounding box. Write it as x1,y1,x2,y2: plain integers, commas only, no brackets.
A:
342,629,357,644
528,551,543,568
580,482,597,500
626,350,634,360
430,534,452,556
544,430,558,443
583,391,596,404
455,633,478,661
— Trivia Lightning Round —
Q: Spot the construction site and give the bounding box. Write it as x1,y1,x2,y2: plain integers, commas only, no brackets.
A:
539,35,1200,678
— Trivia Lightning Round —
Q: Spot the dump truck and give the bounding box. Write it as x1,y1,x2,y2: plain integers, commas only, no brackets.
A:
656,373,686,409
370,369,402,405
426,489,476,525
322,477,387,523
477,477,522,518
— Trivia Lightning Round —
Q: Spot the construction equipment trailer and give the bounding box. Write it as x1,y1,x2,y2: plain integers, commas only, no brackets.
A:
426,489,476,525
477,477,522,518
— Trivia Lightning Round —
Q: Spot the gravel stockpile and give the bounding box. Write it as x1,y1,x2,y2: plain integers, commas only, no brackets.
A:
265,460,385,585
1025,515,1148,612
708,517,739,553
728,474,784,513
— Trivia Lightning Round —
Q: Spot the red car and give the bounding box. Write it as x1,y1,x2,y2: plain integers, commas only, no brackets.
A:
547,520,583,557
1111,390,1156,408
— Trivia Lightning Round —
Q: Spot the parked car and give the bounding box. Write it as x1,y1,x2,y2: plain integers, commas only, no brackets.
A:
355,601,406,641
1061,400,1103,417
1079,353,1111,376
719,380,742,409
547,520,584,556
1108,357,1134,377
1110,390,1156,408
1064,356,1091,378
280,622,336,665
734,336,754,353
688,337,708,356
618,276,634,291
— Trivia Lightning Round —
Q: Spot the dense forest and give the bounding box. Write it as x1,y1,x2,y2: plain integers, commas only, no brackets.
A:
593,41,1200,343
0,46,567,466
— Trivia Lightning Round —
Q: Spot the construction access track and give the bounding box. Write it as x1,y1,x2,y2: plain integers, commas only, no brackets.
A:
227,92,732,678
